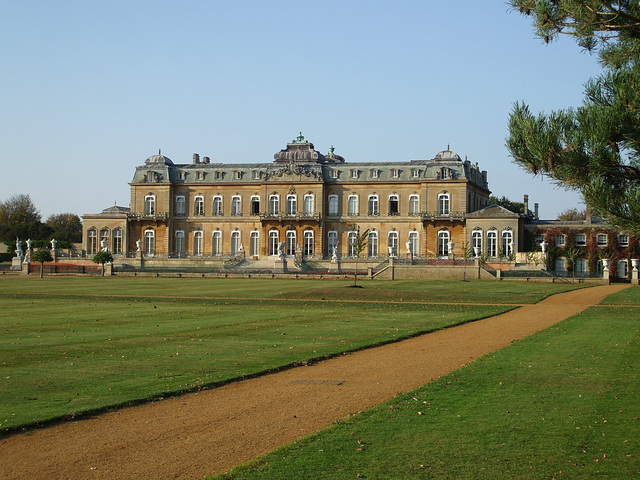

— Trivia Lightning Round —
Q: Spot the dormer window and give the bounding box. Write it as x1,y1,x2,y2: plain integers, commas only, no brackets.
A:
197,171,205,180
412,169,419,178
390,169,399,179
330,170,338,179
350,169,358,179
215,171,223,180
370,169,378,179
252,171,261,180
147,171,155,182
177,171,186,181
234,171,242,180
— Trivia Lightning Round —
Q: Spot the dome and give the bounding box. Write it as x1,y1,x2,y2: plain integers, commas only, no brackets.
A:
434,147,461,162
145,149,174,166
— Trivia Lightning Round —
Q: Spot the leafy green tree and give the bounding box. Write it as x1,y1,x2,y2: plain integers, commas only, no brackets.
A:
557,207,587,221
350,224,370,287
507,1,640,233
31,250,53,278
46,213,82,243
488,195,525,214
0,194,49,241
92,250,114,277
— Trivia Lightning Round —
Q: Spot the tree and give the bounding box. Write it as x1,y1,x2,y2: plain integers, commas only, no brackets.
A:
489,195,525,214
557,207,587,221
92,250,114,277
46,213,82,243
0,194,47,241
31,250,53,278
507,1,640,233
350,224,370,287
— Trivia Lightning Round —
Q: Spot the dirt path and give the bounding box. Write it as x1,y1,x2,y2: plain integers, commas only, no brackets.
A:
0,284,627,480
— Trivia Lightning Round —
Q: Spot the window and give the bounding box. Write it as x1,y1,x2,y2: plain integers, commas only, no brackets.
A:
147,171,155,183
575,233,586,246
438,194,450,215
555,257,566,274
287,194,297,215
575,258,587,276
268,230,279,256
409,195,419,216
388,231,398,257
252,171,261,180
348,195,359,216
231,231,240,255
213,196,223,216
144,230,155,256
487,231,497,257
177,171,186,181
368,195,379,216
251,196,260,215
269,195,279,215
194,196,204,216
212,231,221,256
303,230,313,256
304,194,314,215
330,170,338,179
440,168,448,180
618,234,629,247
176,196,185,216
555,234,565,247
88,229,97,254
250,231,259,257
144,195,155,215
472,230,482,254
175,231,184,256
390,169,399,179
328,231,338,256
408,232,418,256
618,259,628,278
328,195,338,216
286,230,296,256
112,229,122,254
350,169,358,179
412,169,420,178
196,171,205,180
370,169,378,179
231,196,241,216
438,231,449,257
193,231,203,256
388,195,399,215
597,234,608,246
502,230,513,257
234,171,242,180
100,229,109,251
215,171,223,180
368,232,378,257
348,231,357,257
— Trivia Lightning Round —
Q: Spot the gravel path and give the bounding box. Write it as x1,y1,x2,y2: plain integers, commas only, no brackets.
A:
0,284,627,480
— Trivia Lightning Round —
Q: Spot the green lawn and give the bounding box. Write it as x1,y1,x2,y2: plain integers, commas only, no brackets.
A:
2,276,571,432
211,288,640,480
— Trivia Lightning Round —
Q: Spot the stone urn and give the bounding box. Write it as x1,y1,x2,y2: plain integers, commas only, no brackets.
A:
631,259,639,271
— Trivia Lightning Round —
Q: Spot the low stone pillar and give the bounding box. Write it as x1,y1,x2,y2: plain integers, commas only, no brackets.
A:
21,261,30,275
105,262,113,276
496,269,502,280
274,259,287,273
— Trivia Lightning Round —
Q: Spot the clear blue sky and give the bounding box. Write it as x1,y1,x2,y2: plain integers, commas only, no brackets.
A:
0,1,601,220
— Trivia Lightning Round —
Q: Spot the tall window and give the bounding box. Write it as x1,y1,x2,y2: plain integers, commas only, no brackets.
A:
250,231,259,257
88,229,97,254
408,232,418,256
286,230,296,256
575,258,587,276
438,231,449,257
112,229,122,254
193,231,203,256
212,231,221,256
388,195,399,215
502,231,513,256
487,231,497,257
348,231,357,257
304,194,314,215
368,195,379,216
194,196,204,216
268,230,279,256
409,195,419,216
328,195,338,216
175,231,184,256
144,230,155,256
287,195,297,215
388,231,398,257
269,195,279,215
438,194,450,215
231,196,241,216
328,231,338,256
231,231,240,255
251,196,260,215
100,229,109,251
175,196,185,216
348,195,358,216
555,257,566,274
144,195,155,215
472,230,482,254
618,259,628,278
213,196,223,216
368,232,378,257
303,231,313,256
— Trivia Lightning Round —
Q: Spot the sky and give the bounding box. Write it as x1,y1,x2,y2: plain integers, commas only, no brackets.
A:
0,1,602,221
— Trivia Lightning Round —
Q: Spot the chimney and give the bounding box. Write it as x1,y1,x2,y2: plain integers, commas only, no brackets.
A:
523,194,529,216
203,156,210,164
534,203,539,220
193,153,200,164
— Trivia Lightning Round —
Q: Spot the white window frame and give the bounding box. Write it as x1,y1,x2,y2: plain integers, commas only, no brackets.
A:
250,196,260,215
304,194,314,215
502,230,513,257
231,231,240,255
412,168,419,178
268,230,279,256
196,171,205,180
175,230,184,256
328,231,338,256
575,233,586,246
487,231,498,257
287,194,297,215
250,231,259,257
618,234,629,247
408,195,419,216
175,196,185,216
213,196,223,216
252,170,261,180
390,169,399,178
388,194,399,216
597,233,608,247
303,230,313,257
555,234,565,247
350,169,358,179
328,195,339,216
144,229,155,256
368,231,378,257
438,231,449,257
144,195,156,215
269,194,279,215
368,195,379,216
193,231,203,256
408,232,418,256
618,259,628,278
286,230,296,257
388,231,398,257
370,169,378,179
472,230,482,254
438,193,450,215
348,231,357,257
212,231,221,256
194,196,205,216
231,195,242,216
348,195,359,216
112,229,122,254
88,229,97,254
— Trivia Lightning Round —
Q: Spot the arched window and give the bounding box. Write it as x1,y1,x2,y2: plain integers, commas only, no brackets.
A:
328,231,338,256
438,193,450,215
388,195,399,215
269,195,279,215
231,196,242,216
112,229,122,254
213,196,223,216
144,230,155,256
408,231,418,256
328,195,338,216
193,231,203,256
250,231,259,257
212,231,221,256
251,196,260,215
100,229,110,251
487,231,497,257
87,229,97,254
194,196,204,216
472,230,482,255
348,195,359,216
287,194,297,215
144,195,155,215
303,230,313,256
502,230,513,257
388,231,398,256
618,259,628,278
368,195,379,216
438,230,449,257
286,230,296,256
268,230,279,256
368,231,378,257
175,231,185,257
304,194,314,215
348,231,357,257
175,196,185,216
409,195,419,216
555,257,566,274
231,231,240,255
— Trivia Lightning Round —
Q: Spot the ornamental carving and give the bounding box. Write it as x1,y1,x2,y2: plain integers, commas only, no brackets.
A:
265,163,322,181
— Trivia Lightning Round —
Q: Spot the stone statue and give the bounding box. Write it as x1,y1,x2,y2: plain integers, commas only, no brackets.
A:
15,238,23,259
100,238,108,252
26,238,32,251
278,241,286,260
331,242,339,263
136,239,142,252
238,243,245,256
51,238,57,250
406,241,412,254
